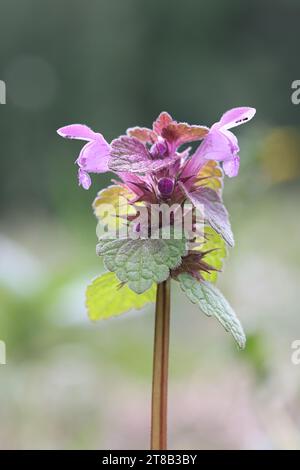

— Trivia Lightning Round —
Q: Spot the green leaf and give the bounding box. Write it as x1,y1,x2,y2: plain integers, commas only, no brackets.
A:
178,273,246,348
93,184,136,232
201,227,227,283
195,159,223,192
192,226,227,283
97,235,187,294
86,272,156,320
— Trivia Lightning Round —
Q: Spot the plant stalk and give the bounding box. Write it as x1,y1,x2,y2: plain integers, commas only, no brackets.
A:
150,279,171,450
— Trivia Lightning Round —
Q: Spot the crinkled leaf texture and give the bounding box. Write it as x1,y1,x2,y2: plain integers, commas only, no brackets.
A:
97,236,187,294
178,273,246,348
86,272,156,320
161,122,209,146
181,183,234,247
109,136,181,174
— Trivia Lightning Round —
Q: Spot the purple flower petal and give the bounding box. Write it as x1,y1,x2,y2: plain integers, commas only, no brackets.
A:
223,155,240,178
78,169,92,190
77,139,110,173
218,107,256,130
199,129,240,177
57,124,97,141
57,123,112,188
188,107,255,179
220,128,239,153
198,130,235,161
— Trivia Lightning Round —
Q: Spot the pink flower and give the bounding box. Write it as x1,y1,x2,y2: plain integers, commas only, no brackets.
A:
194,107,256,177
57,108,255,190
57,108,256,253
57,124,110,189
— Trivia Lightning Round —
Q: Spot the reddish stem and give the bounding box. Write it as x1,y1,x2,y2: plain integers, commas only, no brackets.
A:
150,279,171,450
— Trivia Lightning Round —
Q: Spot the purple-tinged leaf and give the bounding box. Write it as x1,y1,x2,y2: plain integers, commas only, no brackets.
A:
109,136,180,174
153,112,173,135
127,126,156,144
161,123,209,147
180,184,234,247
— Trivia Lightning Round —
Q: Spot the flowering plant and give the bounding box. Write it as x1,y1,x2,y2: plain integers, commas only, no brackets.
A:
57,107,255,449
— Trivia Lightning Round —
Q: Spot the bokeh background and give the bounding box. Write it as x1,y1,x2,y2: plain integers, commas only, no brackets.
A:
1,0,300,450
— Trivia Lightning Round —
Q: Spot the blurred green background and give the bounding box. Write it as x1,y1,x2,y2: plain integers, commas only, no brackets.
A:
1,0,300,450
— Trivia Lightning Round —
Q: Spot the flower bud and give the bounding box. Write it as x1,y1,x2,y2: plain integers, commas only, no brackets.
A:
157,177,175,197
150,139,168,159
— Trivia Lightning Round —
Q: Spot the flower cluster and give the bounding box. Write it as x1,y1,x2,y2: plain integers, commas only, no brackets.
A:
58,107,255,189
57,108,255,347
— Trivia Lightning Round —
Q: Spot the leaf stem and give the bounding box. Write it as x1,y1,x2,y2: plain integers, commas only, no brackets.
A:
150,279,171,450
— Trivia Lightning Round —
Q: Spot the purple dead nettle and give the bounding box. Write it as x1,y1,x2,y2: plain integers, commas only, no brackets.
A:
193,107,256,177
57,123,111,190
57,108,256,449
57,107,255,187
57,108,255,248
57,108,256,278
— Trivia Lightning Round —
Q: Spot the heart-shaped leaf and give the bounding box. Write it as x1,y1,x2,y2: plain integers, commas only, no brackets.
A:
86,272,156,320
97,235,187,294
